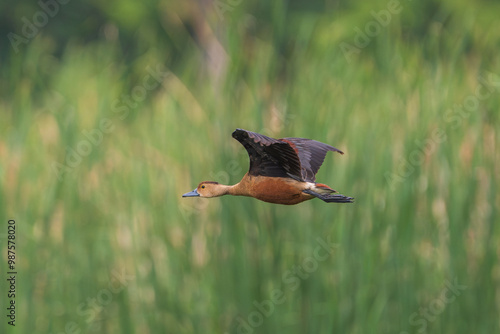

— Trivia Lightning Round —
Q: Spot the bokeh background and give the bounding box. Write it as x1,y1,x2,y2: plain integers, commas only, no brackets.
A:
1,0,499,333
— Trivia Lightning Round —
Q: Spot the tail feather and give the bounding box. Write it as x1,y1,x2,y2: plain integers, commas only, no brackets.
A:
314,183,337,194
303,189,354,203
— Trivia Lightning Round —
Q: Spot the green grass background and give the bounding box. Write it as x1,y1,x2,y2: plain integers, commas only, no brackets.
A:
1,0,499,333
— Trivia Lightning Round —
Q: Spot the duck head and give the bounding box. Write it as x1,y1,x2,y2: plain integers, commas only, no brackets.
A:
182,181,229,198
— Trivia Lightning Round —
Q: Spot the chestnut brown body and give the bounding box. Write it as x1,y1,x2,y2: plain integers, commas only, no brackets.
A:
230,174,313,205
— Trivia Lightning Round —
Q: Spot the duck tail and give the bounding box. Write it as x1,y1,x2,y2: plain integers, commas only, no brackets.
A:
313,183,337,194
303,184,354,203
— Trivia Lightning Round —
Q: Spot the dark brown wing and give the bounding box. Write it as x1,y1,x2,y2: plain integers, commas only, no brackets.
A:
232,129,303,179
280,137,344,182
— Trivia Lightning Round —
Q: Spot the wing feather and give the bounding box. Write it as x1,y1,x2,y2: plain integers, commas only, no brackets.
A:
281,137,343,182
232,129,303,179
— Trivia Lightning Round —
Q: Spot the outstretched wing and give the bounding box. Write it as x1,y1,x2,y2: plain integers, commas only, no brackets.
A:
232,129,303,180
280,137,344,182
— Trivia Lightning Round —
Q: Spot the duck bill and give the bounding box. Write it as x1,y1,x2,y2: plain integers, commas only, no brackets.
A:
182,189,200,197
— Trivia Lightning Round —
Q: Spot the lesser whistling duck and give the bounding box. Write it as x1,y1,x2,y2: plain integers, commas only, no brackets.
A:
182,129,354,205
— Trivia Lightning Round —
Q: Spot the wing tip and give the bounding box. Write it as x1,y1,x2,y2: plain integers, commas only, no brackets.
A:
232,128,248,140
329,145,344,155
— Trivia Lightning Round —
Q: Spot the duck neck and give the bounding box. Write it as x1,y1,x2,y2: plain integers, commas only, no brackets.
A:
227,180,250,197
212,184,232,197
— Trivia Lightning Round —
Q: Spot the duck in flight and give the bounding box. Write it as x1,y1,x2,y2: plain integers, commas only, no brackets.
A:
182,129,354,205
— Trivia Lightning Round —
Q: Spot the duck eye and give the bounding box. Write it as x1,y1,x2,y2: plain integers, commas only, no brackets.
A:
201,185,205,189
